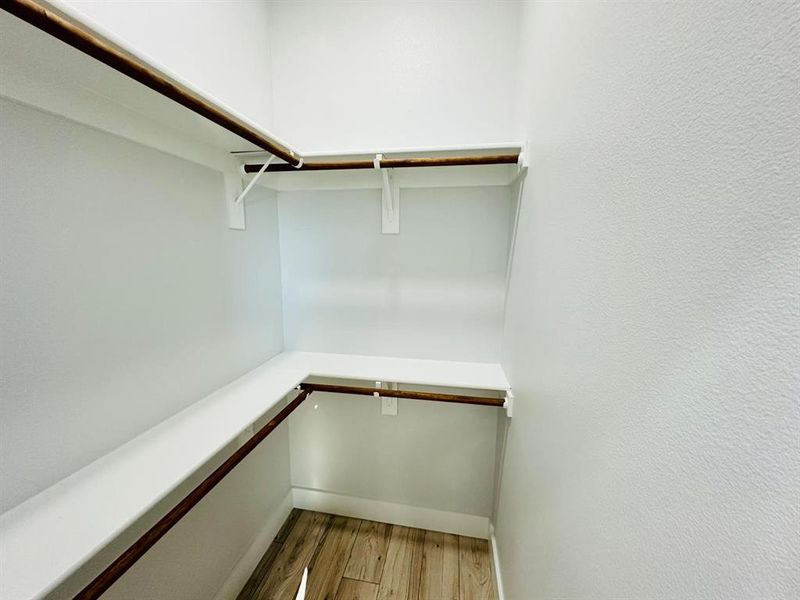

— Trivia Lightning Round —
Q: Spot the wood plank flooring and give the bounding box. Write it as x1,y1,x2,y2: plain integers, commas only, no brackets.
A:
237,509,496,600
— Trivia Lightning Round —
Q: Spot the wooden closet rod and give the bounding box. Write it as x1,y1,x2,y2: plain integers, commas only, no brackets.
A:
74,388,311,600
243,153,520,173
0,0,301,166
2,0,521,173
300,382,505,407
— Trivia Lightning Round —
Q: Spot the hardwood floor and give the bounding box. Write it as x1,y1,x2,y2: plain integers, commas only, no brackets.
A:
237,509,496,600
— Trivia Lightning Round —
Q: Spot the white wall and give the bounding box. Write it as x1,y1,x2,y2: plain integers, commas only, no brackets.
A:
268,0,520,151
496,2,800,599
0,98,285,511
63,0,275,132
280,185,511,520
278,186,511,363
0,99,289,597
271,1,520,534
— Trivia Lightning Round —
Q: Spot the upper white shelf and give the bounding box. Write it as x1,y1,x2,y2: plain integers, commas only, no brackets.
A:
0,4,267,172
1,6,523,188
0,351,508,600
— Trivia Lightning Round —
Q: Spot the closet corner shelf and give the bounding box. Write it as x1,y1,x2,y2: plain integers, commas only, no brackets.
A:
1,2,523,185
0,351,508,600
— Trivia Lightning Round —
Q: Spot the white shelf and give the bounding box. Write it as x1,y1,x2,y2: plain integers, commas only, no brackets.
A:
292,351,509,391
0,351,508,600
0,5,266,172
0,8,523,188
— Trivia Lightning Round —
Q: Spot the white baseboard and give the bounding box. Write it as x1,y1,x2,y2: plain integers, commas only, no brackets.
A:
292,487,489,540
212,489,294,600
489,523,505,600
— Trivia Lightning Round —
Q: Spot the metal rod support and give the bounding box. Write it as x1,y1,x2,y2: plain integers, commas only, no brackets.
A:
235,155,274,205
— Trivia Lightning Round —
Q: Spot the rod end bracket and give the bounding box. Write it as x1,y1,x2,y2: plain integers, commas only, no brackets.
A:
504,389,514,418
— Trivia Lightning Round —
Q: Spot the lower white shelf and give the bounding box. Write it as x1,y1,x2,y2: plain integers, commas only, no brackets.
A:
0,351,508,600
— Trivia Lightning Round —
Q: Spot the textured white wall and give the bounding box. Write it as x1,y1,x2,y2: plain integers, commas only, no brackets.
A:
62,0,275,131
278,186,511,362
0,99,289,597
496,2,800,599
268,0,519,151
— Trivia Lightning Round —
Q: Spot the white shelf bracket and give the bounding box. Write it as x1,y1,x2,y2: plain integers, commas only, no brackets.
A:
235,155,274,206
374,153,400,234
504,389,514,418
375,380,397,415
516,143,529,179
224,168,245,231
226,155,276,230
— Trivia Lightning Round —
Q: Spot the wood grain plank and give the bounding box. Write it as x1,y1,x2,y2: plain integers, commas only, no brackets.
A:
334,578,380,600
458,537,493,600
407,528,424,600
376,526,425,600
442,533,461,600
256,510,332,600
488,547,498,600
306,516,361,600
417,531,459,600
418,531,443,600
237,542,282,600
344,520,393,583
274,507,302,544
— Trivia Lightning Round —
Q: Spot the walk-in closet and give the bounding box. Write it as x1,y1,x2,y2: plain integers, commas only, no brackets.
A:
1,1,797,599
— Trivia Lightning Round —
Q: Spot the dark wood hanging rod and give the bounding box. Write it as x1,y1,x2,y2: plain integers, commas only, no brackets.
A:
243,153,520,173
74,388,311,599
72,380,502,597
1,0,520,174
0,0,301,166
300,382,505,407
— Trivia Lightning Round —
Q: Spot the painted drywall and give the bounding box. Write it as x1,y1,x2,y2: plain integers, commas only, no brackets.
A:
279,185,511,528
62,0,276,132
0,98,291,599
495,2,799,599
278,186,512,363
289,380,499,519
268,0,520,151
0,98,285,512
0,100,290,600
